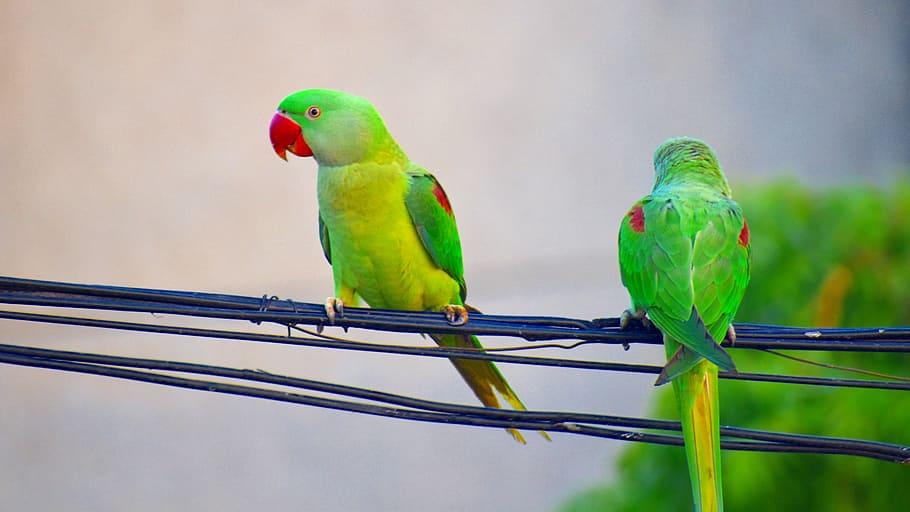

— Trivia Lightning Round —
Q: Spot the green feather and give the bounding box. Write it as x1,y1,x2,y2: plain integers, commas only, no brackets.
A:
318,214,331,264
404,170,467,302
650,306,735,377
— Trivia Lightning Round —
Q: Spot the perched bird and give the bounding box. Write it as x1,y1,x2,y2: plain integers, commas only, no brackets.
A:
269,88,547,443
618,137,751,511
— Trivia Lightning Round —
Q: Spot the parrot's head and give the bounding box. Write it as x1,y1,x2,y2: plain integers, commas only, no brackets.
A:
270,89,396,167
652,137,732,195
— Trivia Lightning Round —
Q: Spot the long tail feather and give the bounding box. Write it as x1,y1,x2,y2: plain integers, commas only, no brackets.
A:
656,345,702,385
431,333,551,443
650,307,736,372
667,337,723,511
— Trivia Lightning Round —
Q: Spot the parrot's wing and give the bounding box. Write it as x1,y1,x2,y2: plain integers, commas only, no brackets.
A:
618,198,659,310
656,345,703,385
618,197,735,372
691,201,752,342
650,306,735,373
318,214,332,264
404,169,467,301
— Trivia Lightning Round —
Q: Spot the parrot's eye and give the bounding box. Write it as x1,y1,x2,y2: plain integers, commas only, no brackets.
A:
306,106,321,119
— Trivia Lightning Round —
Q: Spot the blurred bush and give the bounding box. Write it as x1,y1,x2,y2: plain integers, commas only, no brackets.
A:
561,177,910,511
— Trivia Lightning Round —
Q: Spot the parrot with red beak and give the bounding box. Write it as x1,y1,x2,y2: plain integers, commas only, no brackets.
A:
270,88,548,443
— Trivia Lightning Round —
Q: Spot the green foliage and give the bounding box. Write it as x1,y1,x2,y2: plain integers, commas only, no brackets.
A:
562,177,910,512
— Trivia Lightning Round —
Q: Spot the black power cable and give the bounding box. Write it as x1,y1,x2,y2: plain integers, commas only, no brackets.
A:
1,275,907,463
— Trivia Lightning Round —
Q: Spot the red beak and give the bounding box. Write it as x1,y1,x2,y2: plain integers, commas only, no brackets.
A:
269,111,313,160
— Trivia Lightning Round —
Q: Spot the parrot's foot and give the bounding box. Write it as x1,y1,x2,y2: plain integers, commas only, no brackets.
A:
319,297,345,333
443,304,469,326
725,324,737,345
619,308,652,330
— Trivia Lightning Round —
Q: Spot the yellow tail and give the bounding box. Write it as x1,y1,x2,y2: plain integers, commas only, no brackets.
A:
431,333,551,443
668,339,723,511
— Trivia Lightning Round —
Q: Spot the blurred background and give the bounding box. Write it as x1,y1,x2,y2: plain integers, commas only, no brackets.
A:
1,1,907,511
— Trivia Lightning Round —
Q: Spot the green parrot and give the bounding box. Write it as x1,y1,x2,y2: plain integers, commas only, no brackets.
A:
269,88,548,443
618,137,751,511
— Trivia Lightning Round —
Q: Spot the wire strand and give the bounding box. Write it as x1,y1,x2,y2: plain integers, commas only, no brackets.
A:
1,343,906,463
2,275,909,351
2,309,907,391
1,275,908,463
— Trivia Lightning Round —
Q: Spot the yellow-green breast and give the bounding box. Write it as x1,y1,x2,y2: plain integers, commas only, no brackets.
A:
316,161,461,311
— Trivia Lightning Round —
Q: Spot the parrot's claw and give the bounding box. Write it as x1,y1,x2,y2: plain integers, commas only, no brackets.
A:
443,304,469,326
724,324,737,345
620,308,651,330
640,316,652,330
319,297,345,333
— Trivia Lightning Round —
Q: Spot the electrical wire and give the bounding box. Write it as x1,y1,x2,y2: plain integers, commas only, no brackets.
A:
0,309,907,391
1,275,908,463
0,343,906,463
2,275,909,351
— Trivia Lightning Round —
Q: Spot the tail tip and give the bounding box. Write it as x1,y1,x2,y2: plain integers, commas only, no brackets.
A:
508,429,527,444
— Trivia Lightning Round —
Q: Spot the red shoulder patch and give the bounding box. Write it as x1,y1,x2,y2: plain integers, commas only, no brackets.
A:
432,182,453,216
628,204,645,233
738,219,750,247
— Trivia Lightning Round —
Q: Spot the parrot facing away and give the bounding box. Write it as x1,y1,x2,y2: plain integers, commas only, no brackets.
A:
269,88,548,443
618,137,751,511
